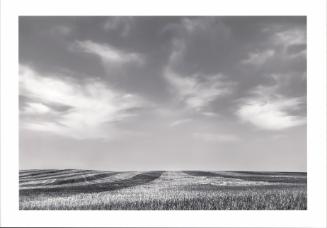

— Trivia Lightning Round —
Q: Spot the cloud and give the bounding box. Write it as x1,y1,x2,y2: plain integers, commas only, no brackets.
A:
75,40,144,66
166,18,230,66
273,29,306,47
193,132,240,143
169,118,192,127
168,38,186,66
164,68,233,111
162,18,235,113
236,85,306,130
20,65,146,139
272,28,306,60
183,17,212,31
22,102,52,115
50,25,72,36
103,17,134,37
242,49,275,66
287,48,306,59
202,112,219,117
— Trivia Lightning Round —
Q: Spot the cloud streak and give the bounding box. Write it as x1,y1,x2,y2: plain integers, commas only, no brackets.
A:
169,118,192,127
236,85,306,130
164,68,233,111
103,17,134,37
22,102,53,115
242,49,275,66
75,40,144,66
20,65,146,139
273,29,306,47
272,28,306,60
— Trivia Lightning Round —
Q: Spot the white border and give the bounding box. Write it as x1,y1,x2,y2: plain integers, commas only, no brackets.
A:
1,0,326,227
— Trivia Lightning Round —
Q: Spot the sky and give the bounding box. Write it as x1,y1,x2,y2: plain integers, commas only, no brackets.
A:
19,16,307,171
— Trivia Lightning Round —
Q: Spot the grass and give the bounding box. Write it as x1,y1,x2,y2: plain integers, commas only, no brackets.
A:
19,170,307,210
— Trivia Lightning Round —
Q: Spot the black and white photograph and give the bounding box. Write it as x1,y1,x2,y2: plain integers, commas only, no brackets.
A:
18,16,308,210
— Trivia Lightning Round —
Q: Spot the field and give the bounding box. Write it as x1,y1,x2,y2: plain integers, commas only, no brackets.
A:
19,169,307,210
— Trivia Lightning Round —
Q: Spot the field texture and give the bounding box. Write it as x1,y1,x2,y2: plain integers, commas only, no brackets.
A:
19,170,307,210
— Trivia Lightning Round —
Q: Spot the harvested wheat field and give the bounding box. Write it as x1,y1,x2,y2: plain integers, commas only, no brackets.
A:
19,169,307,210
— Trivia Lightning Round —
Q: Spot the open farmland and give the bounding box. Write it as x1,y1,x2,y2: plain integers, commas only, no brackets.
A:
19,169,307,210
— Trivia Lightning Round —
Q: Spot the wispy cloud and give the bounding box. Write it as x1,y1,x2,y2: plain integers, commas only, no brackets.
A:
50,25,72,37
242,49,275,66
22,102,53,115
163,18,235,113
75,40,144,66
193,132,240,143
202,112,219,117
236,85,306,130
20,65,146,139
164,68,233,111
166,17,230,68
169,118,192,127
181,17,211,33
168,38,186,66
272,28,306,60
273,29,306,47
103,17,134,37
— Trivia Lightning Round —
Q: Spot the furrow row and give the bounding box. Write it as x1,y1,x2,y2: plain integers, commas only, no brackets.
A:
184,171,307,184
20,170,103,183
20,172,119,187
20,171,164,196
20,169,77,179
